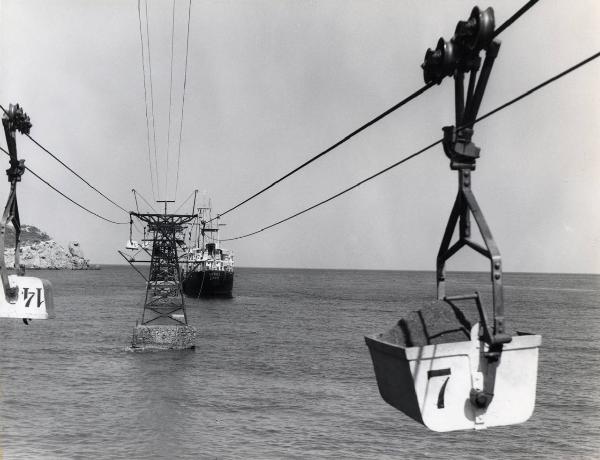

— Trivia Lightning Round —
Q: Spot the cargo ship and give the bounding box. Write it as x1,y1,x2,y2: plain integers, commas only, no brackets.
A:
181,207,234,298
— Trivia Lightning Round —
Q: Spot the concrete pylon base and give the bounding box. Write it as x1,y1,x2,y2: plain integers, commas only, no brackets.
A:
131,324,196,351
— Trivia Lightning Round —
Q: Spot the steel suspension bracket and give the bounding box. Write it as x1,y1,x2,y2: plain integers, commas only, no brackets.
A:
423,6,512,409
0,104,54,321
1,104,31,299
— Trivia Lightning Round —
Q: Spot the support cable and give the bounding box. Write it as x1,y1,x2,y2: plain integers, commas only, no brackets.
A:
165,0,176,197
211,82,435,222
0,145,128,225
493,0,539,38
133,189,158,214
137,0,156,201
222,50,600,241
174,0,192,200
173,189,196,214
210,0,542,224
222,140,440,241
470,51,600,128
132,219,143,235
26,134,130,214
0,0,552,232
0,104,129,214
132,189,140,213
0,104,131,215
145,0,160,198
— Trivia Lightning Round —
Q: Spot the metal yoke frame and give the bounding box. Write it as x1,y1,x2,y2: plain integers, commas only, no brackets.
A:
435,38,511,346
0,105,30,300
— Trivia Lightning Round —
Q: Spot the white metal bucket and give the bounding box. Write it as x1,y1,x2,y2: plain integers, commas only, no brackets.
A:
0,274,55,320
365,324,541,431
126,240,140,250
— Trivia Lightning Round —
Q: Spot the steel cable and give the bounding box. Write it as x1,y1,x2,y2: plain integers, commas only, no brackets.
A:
165,0,176,197
174,0,192,200
0,0,552,231
144,0,160,198
133,189,158,214
493,0,539,38
25,134,130,214
222,50,600,241
211,0,543,224
0,104,131,215
137,0,156,201
210,82,435,223
173,189,196,214
0,145,128,225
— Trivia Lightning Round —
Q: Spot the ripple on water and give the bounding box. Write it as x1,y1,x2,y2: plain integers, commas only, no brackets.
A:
0,267,597,458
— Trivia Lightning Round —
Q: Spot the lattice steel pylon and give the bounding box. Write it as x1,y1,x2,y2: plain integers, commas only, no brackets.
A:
127,210,195,326
118,194,198,350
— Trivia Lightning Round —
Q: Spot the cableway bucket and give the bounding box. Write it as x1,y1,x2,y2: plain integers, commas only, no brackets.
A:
365,300,541,432
125,240,140,250
0,104,55,322
0,274,55,320
364,5,546,430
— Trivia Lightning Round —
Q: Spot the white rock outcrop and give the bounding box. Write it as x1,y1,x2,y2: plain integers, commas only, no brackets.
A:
3,225,94,270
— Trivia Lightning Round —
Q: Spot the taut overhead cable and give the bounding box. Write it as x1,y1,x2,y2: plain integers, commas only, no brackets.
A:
24,133,130,214
165,0,176,197
222,49,600,242
210,0,542,224
174,0,192,200
211,82,435,223
144,0,160,198
137,0,157,201
493,0,539,38
0,145,128,225
0,104,130,216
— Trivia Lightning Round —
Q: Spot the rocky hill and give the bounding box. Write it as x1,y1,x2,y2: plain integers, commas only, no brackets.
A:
3,225,95,270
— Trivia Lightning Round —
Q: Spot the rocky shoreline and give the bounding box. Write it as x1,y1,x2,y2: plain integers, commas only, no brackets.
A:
4,225,98,270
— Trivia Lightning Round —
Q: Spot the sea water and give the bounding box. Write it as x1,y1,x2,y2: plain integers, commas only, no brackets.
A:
0,266,598,459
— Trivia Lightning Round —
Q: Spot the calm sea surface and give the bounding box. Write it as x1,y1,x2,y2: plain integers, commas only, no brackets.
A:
0,266,598,459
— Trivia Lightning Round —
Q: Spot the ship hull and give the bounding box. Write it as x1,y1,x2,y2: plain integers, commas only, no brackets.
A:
182,270,234,298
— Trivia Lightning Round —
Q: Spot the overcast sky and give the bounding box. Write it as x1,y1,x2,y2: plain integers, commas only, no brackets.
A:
0,0,598,273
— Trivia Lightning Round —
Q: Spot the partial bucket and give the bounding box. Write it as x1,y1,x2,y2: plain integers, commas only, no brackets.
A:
0,274,54,320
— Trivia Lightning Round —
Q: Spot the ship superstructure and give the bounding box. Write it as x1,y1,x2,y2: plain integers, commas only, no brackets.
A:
181,205,234,298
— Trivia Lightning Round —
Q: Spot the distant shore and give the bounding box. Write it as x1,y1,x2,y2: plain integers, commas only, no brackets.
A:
10,265,102,271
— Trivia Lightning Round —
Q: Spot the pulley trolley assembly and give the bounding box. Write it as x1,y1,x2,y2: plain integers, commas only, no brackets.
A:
365,6,541,432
